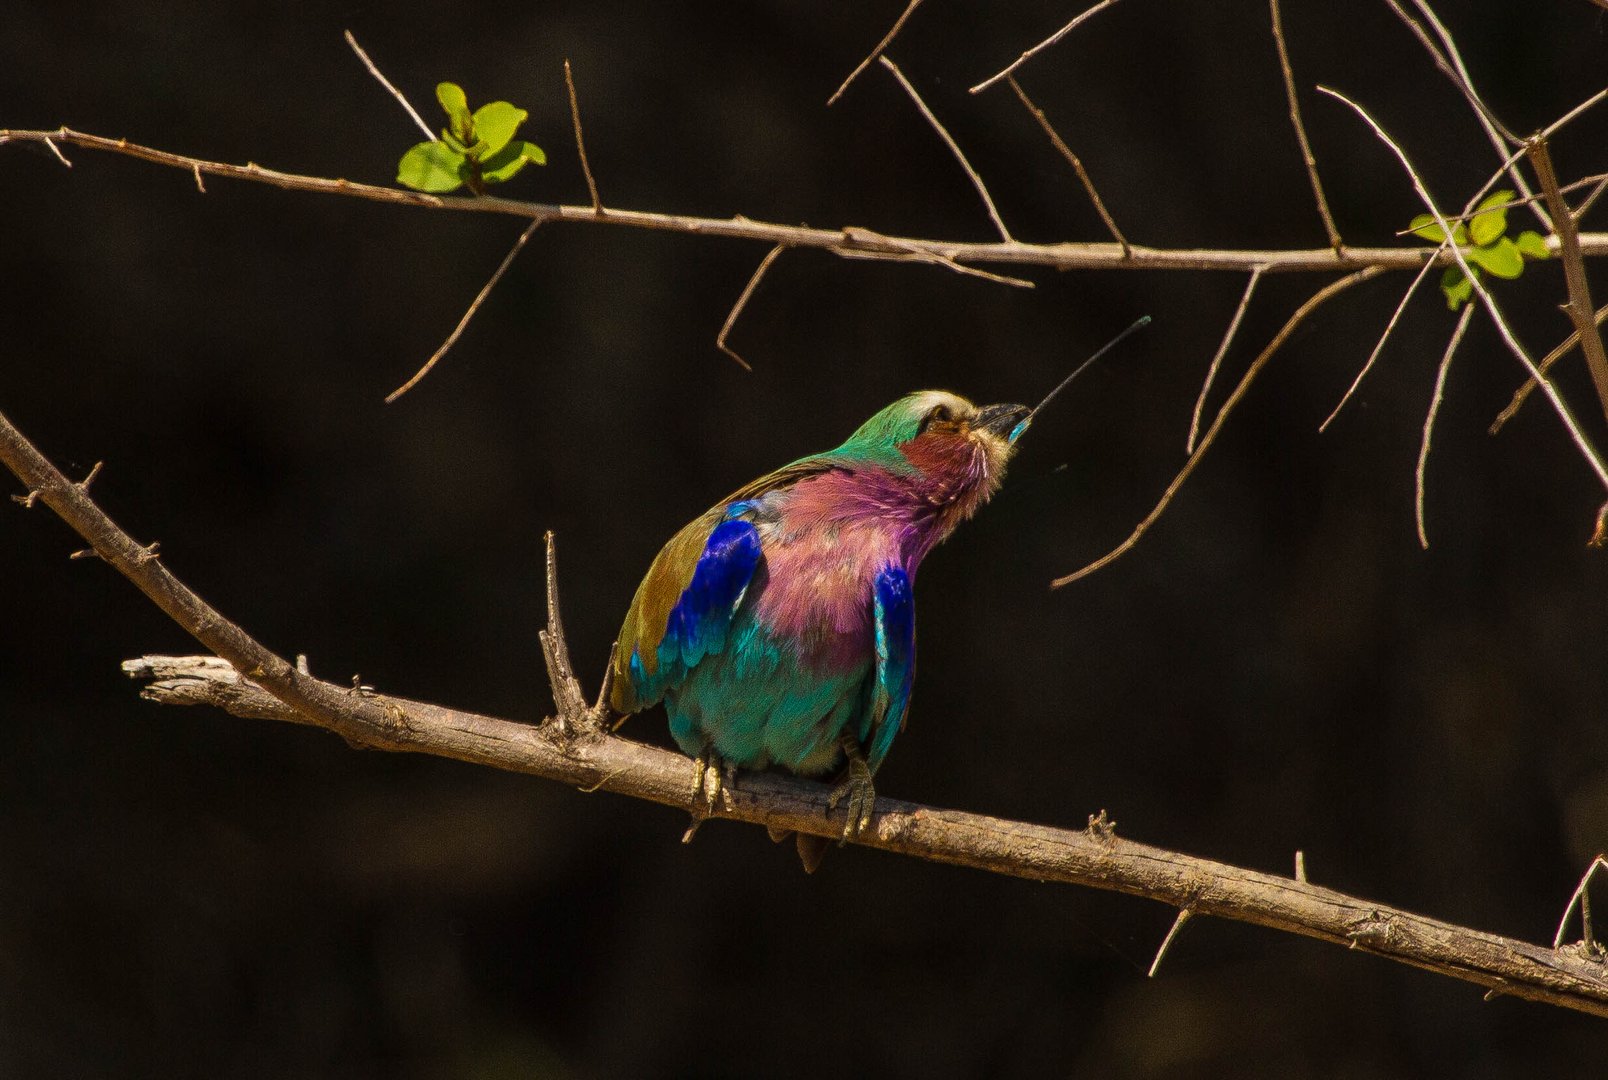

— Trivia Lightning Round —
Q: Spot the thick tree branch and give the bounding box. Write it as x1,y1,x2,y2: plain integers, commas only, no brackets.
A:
4,400,1607,1018
6,127,1605,277
120,653,1608,1018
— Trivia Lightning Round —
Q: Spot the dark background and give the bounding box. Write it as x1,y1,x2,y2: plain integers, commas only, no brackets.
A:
4,2,1607,1076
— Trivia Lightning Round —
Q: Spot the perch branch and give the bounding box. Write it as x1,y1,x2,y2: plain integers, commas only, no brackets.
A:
4,397,1608,1017
7,128,1607,276
119,649,1608,1019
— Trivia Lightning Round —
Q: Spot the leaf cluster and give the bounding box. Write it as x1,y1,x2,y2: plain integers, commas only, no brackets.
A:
397,83,546,194
1408,190,1549,310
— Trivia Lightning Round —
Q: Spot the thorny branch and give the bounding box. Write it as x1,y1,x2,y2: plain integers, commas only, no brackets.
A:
3,402,1603,1017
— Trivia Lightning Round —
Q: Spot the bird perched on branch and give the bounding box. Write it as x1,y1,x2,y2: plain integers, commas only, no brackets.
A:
609,390,1030,870
606,319,1147,871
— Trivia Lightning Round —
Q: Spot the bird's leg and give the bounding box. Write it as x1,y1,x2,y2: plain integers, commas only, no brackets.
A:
681,746,727,843
825,733,876,843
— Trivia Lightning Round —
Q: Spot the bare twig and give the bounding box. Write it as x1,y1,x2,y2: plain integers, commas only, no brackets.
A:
1578,176,1608,223
1529,137,1608,423
564,60,602,215
880,57,1013,243
716,243,786,371
1491,301,1608,433
1385,1,1543,227
1270,0,1344,254
384,219,542,403
1385,2,1521,147
42,136,71,168
1320,85,1608,494
344,30,435,142
1320,254,1441,432
1148,908,1195,978
1006,76,1130,256
1055,267,1387,587
1415,302,1474,548
969,0,1127,95
15,127,1600,277
828,0,927,107
1189,267,1265,453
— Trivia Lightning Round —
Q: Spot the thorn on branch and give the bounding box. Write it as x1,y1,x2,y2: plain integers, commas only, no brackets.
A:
1294,850,1308,882
1148,907,1195,978
134,540,161,565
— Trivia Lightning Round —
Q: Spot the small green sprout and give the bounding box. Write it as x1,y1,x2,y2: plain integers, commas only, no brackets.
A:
1408,190,1550,310
397,82,546,195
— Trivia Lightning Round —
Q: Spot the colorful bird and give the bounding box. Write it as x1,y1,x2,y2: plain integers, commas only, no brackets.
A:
609,390,1030,870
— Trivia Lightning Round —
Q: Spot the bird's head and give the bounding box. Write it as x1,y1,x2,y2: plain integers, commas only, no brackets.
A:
834,390,1030,517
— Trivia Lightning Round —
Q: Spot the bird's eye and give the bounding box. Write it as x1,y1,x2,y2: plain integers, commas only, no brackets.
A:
923,404,953,431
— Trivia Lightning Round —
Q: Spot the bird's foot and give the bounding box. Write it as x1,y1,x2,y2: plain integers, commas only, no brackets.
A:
826,738,876,844
682,751,728,843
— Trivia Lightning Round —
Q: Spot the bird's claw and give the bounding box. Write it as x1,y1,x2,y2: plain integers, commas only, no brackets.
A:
682,752,727,843
826,754,876,843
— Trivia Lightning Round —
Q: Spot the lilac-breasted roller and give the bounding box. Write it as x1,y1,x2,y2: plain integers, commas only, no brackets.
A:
610,390,1029,869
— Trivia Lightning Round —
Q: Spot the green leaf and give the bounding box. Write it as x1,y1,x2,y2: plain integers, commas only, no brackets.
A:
470,101,527,156
397,140,467,193
1515,230,1550,260
1468,236,1524,279
1409,213,1446,243
1440,266,1474,311
436,82,469,121
1469,188,1513,247
479,140,547,183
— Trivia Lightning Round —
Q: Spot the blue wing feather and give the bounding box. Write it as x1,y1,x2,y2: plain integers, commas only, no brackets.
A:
621,515,763,713
866,565,915,773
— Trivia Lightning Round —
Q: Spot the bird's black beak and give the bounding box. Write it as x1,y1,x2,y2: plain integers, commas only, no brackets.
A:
976,403,1031,440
